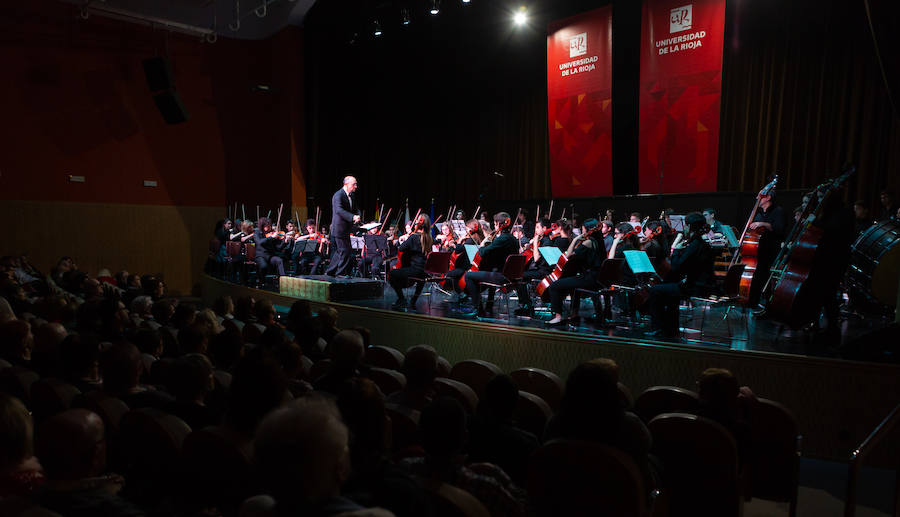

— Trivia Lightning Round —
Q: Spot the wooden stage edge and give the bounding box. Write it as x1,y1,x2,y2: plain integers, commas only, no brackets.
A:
200,274,900,463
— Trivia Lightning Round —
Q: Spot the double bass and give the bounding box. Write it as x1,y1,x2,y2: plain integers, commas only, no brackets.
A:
764,166,855,326
731,176,778,302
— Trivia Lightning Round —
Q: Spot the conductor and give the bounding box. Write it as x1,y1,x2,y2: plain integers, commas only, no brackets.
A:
325,176,361,277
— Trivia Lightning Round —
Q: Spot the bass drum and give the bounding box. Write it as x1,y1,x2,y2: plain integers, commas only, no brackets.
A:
847,219,900,310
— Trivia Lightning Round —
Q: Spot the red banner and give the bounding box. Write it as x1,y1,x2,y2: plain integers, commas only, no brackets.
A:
547,7,613,198
638,0,725,194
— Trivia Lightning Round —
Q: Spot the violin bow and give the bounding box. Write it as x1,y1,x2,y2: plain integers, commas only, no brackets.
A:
242,204,246,221
548,200,554,220
378,208,392,234
473,206,481,222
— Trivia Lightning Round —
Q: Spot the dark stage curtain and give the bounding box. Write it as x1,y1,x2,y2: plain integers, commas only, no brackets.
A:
718,0,900,207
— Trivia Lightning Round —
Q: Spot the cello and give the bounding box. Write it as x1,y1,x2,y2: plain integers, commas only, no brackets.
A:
764,166,855,326
731,176,778,302
535,224,606,301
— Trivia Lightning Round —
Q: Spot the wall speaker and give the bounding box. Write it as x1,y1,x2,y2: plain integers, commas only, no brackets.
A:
152,91,190,124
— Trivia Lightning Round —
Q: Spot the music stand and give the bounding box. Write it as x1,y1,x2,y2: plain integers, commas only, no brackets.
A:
451,219,468,241
668,215,686,233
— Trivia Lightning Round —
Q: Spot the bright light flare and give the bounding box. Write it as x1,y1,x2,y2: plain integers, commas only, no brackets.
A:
513,11,527,26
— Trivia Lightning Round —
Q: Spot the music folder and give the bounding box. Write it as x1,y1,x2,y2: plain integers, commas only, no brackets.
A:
539,246,563,266
464,244,480,263
623,250,656,275
721,225,739,248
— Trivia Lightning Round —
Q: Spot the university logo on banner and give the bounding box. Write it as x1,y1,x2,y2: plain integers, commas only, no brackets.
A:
569,33,587,57
547,7,613,198
637,0,725,194
669,5,692,32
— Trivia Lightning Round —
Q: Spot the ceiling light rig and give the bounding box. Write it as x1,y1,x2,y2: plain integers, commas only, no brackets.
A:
373,19,382,36
401,8,410,26
513,6,528,26
430,0,440,16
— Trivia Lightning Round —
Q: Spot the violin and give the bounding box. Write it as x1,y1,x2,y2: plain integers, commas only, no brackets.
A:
458,216,511,290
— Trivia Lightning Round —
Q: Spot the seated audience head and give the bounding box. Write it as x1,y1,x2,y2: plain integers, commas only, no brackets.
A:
31,321,67,376
228,348,288,437
60,334,101,383
255,299,277,327
479,374,519,422
559,358,623,440
0,319,33,365
319,307,339,329
254,396,351,503
337,377,388,461
0,296,15,325
420,397,468,462
100,342,142,396
287,300,313,326
212,295,234,318
130,296,153,318
0,393,34,472
133,328,163,358
180,323,210,355
172,354,215,403
261,325,289,349
37,409,106,481
171,302,197,330
142,275,165,300
349,326,371,349
275,341,304,380
209,328,244,371
194,308,223,335
402,345,438,391
234,297,256,322
697,367,740,416
151,299,175,326
328,330,364,371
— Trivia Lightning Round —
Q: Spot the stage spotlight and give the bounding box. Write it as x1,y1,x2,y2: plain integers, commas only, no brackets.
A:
430,0,440,15
373,20,382,36
401,8,410,25
513,7,527,26
462,0,471,4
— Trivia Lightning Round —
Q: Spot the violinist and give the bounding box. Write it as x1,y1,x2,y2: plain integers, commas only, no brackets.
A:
641,221,669,262
600,220,615,252
747,191,786,309
388,214,433,310
515,209,534,239
551,220,572,251
645,212,715,338
444,219,483,298
435,223,457,251
293,219,325,275
253,217,286,276
513,218,554,316
608,222,643,286
462,212,519,318
546,219,605,326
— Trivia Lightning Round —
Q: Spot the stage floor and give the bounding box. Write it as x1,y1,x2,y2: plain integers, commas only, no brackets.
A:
265,275,898,364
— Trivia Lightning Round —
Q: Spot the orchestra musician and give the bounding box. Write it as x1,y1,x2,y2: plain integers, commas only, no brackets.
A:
435,223,457,251
644,212,715,338
600,220,615,252
546,219,605,326
388,214,433,310
551,220,573,251
608,222,643,287
513,217,554,317
641,221,669,262
325,176,361,277
444,220,484,298
747,191,786,310
293,219,325,275
253,217,286,276
362,225,390,278
462,212,519,318
702,208,725,235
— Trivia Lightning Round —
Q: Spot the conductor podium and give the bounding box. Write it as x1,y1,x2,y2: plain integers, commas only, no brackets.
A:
280,275,383,302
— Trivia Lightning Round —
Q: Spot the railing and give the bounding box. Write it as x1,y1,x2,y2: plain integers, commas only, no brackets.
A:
844,402,900,517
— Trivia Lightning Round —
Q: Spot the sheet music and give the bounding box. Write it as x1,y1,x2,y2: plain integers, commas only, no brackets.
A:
721,225,739,248
351,236,365,250
451,219,468,240
539,246,563,266
359,222,380,231
623,250,656,275
464,244,480,263
668,215,685,232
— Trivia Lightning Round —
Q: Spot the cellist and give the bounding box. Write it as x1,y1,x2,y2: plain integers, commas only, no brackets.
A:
747,191,786,309
462,212,519,318
513,218,554,317
545,219,605,326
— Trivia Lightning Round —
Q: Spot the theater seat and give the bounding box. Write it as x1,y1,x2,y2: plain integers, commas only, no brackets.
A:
0,367,40,408
514,390,552,438
436,356,452,377
648,412,740,517
365,345,405,370
746,398,801,517
417,476,490,517
118,408,191,498
510,367,563,410
368,367,407,396
385,402,421,455
449,360,502,397
71,390,130,436
528,439,648,517
30,378,81,423
433,377,479,414
633,386,699,424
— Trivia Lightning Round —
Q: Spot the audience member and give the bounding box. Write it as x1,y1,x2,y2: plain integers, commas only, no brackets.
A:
0,393,44,498
402,397,525,517
695,368,756,464
545,358,657,489
467,375,539,484
29,321,67,378
169,354,222,430
35,409,144,517
59,334,102,394
0,319,33,367
208,328,244,371
315,330,366,394
254,396,369,516
226,348,289,439
100,342,173,410
318,307,340,343
386,345,437,411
